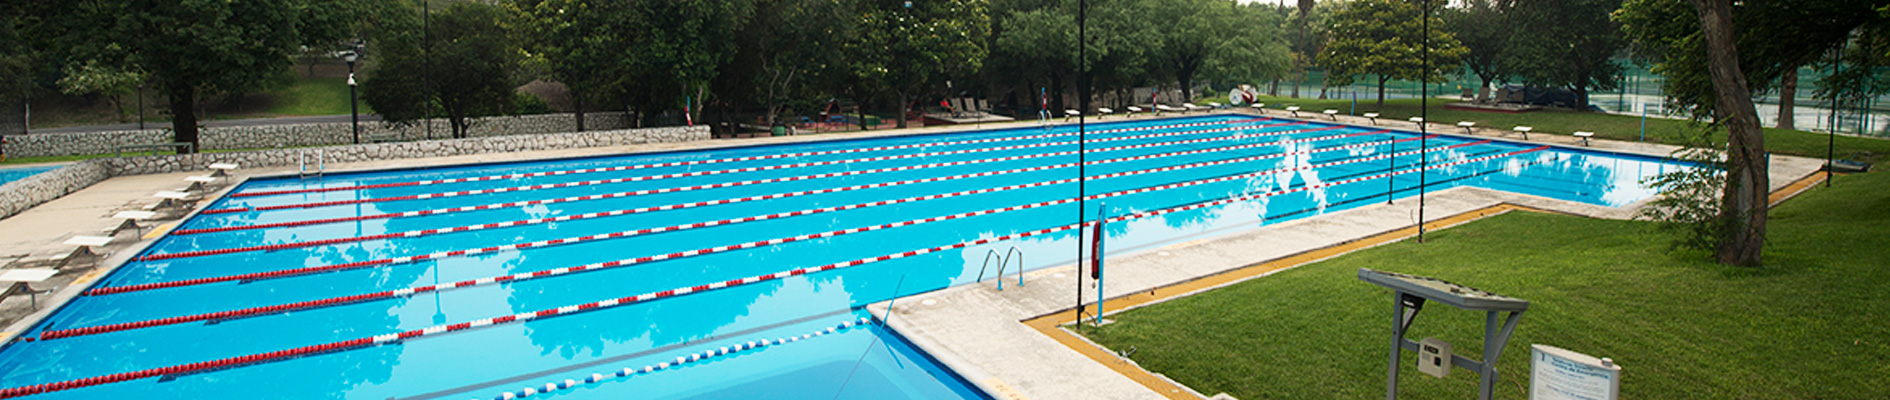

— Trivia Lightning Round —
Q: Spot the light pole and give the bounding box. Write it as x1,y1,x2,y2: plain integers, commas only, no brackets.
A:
1417,0,1430,243
136,83,146,130
346,46,360,145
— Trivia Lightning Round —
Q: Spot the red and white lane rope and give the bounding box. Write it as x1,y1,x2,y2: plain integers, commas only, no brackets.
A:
95,131,1403,295
0,145,1548,399
231,118,1268,198
52,137,1455,341
169,123,1339,237
147,125,1351,259
200,120,1306,215
481,317,874,400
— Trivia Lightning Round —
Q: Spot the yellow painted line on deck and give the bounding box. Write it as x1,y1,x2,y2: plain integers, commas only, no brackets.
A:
1769,172,1827,207
1020,172,1831,399
1023,203,1528,400
141,223,177,240
67,268,109,287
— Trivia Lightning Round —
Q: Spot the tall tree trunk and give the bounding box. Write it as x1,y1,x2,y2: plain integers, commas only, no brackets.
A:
1376,76,1389,107
168,85,200,154
1689,0,1767,267
573,88,587,132
1177,70,1195,104
1777,67,1796,129
896,91,909,129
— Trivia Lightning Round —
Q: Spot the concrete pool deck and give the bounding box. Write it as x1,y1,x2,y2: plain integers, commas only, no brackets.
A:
0,109,1828,399
871,128,1828,399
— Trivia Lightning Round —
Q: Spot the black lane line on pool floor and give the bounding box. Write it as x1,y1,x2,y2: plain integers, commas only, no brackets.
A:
392,307,861,400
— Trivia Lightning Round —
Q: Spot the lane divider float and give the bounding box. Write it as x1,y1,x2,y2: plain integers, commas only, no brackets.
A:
231,118,1270,198
96,131,1404,295
51,139,1478,341
481,317,873,400
144,125,1352,259
199,120,1306,215
0,145,1547,398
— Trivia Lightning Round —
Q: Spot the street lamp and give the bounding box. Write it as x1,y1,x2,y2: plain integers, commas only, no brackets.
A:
345,46,360,145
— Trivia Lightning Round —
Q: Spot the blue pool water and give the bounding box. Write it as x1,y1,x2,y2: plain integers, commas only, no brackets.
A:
0,115,1687,399
0,166,57,186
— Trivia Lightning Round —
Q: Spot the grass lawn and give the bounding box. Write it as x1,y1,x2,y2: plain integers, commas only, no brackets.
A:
1234,95,1890,162
259,76,364,116
1081,171,1890,399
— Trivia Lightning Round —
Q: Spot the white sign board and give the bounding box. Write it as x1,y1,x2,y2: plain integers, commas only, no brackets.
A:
1529,344,1621,400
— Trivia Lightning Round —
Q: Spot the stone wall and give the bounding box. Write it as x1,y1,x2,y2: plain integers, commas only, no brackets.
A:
6,112,634,157
0,160,110,220
0,124,705,220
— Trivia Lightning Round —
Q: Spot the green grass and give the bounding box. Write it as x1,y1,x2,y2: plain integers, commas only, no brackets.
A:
261,76,365,116
1081,171,1890,399
1232,95,1890,161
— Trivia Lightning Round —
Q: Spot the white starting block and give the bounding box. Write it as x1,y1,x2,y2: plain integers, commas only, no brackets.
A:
1409,117,1425,124
1573,131,1595,146
1457,121,1476,135
1064,109,1080,121
208,162,240,177
1324,109,1339,120
1097,108,1114,118
1126,106,1144,116
1183,103,1208,112
150,190,195,211
1285,106,1302,117
1513,126,1534,140
108,210,159,237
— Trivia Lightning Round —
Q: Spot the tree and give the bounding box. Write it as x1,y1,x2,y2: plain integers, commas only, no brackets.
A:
1319,0,1467,106
1442,0,1513,102
1146,0,1280,102
82,0,303,152
736,0,853,128
847,0,988,129
1618,0,1890,266
509,0,638,132
1505,0,1626,109
55,60,144,122
621,0,755,126
363,2,522,138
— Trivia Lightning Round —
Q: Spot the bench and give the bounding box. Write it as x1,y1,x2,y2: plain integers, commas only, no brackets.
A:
1573,131,1595,146
1323,109,1339,120
1363,113,1380,125
0,268,58,311
1457,121,1476,135
1285,106,1302,117
115,142,195,157
1512,126,1533,140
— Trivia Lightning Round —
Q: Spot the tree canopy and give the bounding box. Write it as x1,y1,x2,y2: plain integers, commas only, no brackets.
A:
1318,0,1467,106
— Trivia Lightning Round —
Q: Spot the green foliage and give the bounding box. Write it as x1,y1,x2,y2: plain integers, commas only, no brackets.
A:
1638,133,1728,254
732,0,854,126
1145,0,1287,100
846,0,988,128
1084,175,1890,398
1617,0,1889,122
54,61,143,122
1318,0,1467,105
509,0,639,118
513,91,551,115
621,0,756,123
364,2,522,138
1499,0,1625,108
1440,0,1512,95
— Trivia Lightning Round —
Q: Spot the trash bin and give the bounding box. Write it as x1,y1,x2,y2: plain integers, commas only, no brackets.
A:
771,125,787,136
862,116,881,126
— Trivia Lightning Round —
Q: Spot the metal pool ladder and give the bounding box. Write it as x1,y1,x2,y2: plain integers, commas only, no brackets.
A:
299,148,325,178
975,246,1025,290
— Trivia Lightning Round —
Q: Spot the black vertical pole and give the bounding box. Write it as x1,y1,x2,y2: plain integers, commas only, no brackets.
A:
1074,0,1088,326
1417,0,1429,242
349,59,360,144
423,0,432,140
137,84,146,130
1828,42,1840,187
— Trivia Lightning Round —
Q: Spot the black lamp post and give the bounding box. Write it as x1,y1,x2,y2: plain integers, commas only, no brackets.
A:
346,46,360,145
136,83,145,130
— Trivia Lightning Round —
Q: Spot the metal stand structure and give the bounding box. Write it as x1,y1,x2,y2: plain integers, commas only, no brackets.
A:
1359,268,1528,400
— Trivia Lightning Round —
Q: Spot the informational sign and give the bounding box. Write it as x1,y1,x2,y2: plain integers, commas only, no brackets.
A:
1530,345,1621,400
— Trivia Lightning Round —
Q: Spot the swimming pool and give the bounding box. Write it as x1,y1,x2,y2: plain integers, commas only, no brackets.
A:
0,166,57,187
0,115,1686,399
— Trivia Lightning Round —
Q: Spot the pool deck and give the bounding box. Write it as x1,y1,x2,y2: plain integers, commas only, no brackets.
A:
870,114,1829,400
0,109,1831,399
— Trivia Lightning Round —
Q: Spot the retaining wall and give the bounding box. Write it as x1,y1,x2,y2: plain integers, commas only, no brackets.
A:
0,124,706,220
7,112,634,158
